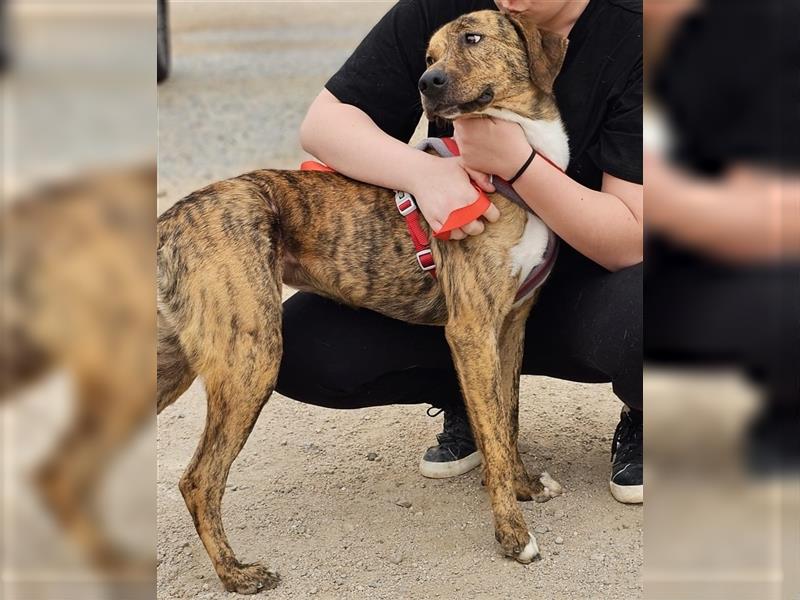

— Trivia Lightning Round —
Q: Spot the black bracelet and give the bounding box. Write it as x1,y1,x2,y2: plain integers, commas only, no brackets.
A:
507,147,536,186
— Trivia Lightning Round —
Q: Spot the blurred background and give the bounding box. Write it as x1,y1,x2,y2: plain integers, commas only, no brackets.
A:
643,0,799,598
1,1,155,599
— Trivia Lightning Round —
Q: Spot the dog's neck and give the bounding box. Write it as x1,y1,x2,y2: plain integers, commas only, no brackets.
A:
479,94,570,171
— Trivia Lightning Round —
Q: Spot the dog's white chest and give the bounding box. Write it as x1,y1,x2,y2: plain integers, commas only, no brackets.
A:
509,213,549,283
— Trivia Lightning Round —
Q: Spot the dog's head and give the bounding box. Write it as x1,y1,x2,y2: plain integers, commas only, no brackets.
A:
419,10,568,121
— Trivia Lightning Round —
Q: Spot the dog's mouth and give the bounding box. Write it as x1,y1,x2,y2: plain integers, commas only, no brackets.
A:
424,87,495,120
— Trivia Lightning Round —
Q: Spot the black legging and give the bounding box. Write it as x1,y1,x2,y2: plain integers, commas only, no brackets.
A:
276,251,642,414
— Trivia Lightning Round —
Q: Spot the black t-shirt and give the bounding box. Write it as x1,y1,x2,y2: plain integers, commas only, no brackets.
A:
326,0,643,190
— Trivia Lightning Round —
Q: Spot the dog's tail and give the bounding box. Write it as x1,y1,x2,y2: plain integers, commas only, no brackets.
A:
156,175,284,414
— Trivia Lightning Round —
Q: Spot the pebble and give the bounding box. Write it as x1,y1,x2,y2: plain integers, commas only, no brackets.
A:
280,440,288,446
534,525,550,534
309,587,318,595
414,511,424,517
202,584,209,590
555,536,564,545
395,500,412,508
367,452,378,461
389,554,403,565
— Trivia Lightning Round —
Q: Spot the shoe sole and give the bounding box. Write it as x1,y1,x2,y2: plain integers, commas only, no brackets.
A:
419,451,483,479
609,481,643,504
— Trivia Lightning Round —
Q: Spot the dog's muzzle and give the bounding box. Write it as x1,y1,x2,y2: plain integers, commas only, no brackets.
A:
418,68,448,100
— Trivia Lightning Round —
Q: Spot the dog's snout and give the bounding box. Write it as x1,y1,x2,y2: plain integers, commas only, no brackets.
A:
418,69,448,97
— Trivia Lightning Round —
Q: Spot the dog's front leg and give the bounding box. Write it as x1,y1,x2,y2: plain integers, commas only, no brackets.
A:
445,321,539,563
498,305,563,503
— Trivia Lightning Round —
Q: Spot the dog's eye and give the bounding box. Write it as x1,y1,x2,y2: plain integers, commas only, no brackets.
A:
464,33,482,45
425,55,435,66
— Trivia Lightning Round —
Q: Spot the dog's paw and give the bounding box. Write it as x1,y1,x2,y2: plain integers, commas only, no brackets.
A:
495,523,540,563
496,528,540,564
220,562,280,594
532,471,563,503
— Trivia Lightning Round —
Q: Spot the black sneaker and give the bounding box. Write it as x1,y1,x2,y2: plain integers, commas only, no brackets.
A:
419,407,482,478
610,407,643,504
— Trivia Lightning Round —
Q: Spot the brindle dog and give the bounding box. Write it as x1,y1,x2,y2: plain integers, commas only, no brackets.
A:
158,10,570,594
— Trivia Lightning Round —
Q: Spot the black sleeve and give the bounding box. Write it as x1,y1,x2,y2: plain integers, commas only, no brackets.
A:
587,57,643,184
325,0,433,142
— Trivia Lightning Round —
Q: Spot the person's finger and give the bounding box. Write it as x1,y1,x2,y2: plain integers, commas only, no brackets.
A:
482,202,501,223
464,167,495,193
461,219,485,236
448,228,467,240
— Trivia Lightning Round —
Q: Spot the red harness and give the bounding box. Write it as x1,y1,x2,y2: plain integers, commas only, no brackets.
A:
300,137,561,297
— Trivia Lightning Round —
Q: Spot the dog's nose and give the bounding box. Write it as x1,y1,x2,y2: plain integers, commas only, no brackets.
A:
418,69,448,97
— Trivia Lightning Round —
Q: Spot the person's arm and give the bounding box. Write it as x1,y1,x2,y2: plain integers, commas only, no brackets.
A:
645,152,800,263
301,90,498,238
453,117,643,272
299,0,499,238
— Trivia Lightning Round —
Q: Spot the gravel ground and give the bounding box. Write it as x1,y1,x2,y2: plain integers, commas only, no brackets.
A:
157,3,643,598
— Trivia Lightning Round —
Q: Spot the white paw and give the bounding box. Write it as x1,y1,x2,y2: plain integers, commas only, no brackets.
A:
539,472,563,497
516,532,540,563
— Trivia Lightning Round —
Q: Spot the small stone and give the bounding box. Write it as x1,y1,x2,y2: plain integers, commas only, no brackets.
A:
357,585,365,591
414,511,423,517
231,485,238,491
395,500,412,509
177,413,184,419
202,584,209,590
367,452,378,461
376,456,383,461
280,440,288,446
552,549,560,555
554,536,564,545
309,587,318,595
420,483,426,488
315,428,322,434
534,525,550,534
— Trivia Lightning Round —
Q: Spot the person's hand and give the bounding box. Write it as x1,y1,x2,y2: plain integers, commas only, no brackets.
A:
407,155,500,240
453,116,532,181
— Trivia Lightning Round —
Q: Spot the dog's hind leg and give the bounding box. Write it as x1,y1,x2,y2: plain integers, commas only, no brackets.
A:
178,317,282,594
158,178,285,593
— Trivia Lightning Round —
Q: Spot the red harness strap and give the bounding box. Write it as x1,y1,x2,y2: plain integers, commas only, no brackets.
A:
394,191,437,277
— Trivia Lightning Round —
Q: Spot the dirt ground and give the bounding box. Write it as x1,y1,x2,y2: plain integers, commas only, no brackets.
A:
156,3,643,599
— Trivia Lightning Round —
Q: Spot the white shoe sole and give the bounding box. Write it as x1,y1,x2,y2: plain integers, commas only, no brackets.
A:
609,481,643,504
419,450,483,479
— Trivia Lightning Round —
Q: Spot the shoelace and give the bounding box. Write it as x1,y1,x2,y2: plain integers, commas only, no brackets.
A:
611,413,643,463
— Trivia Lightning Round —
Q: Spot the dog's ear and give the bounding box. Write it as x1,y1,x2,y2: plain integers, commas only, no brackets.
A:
508,14,569,95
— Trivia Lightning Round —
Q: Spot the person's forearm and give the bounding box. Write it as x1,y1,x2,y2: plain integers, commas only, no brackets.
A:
300,90,434,193
512,157,643,271
647,165,800,263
